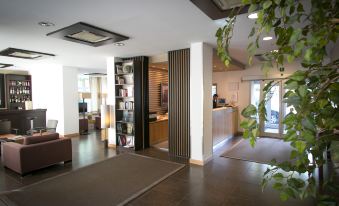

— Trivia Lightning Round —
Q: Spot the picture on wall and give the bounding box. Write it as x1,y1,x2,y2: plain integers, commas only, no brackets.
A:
160,83,168,108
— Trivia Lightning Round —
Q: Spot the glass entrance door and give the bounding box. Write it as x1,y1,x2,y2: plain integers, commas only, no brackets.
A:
261,80,282,138
250,80,285,138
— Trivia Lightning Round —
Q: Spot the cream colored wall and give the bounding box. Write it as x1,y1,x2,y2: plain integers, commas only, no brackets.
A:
212,62,301,132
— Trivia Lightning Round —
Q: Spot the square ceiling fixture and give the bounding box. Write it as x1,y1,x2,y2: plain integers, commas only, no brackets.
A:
0,63,13,68
0,48,55,60
190,0,248,20
212,0,243,11
47,22,129,47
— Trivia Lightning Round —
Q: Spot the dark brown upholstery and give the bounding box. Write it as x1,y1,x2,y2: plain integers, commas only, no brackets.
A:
2,133,72,175
23,133,59,145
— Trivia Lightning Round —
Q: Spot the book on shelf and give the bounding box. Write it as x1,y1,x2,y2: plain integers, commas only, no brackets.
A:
118,88,134,97
122,110,134,122
118,135,134,148
118,101,134,110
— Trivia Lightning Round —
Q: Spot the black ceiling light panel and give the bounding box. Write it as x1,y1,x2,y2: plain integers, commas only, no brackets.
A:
0,63,13,68
190,0,249,20
47,22,129,47
0,48,55,60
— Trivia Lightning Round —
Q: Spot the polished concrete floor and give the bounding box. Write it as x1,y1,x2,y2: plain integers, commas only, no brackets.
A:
0,132,314,206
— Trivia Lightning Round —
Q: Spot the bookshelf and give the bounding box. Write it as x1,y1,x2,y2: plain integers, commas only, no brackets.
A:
115,61,134,149
114,57,149,151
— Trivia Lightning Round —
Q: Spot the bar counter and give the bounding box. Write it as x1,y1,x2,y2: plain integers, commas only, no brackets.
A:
0,109,47,134
212,106,238,146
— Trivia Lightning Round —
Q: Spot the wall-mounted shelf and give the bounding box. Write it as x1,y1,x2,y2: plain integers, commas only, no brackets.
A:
6,74,32,110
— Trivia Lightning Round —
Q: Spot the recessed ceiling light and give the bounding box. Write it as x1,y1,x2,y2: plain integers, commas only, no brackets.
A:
0,48,55,60
263,36,273,41
0,63,13,68
47,22,129,47
114,42,125,46
248,12,258,19
38,21,55,27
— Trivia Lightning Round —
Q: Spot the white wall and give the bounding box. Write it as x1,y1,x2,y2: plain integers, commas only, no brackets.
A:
212,62,301,132
62,67,80,135
29,64,79,135
190,42,213,165
30,64,64,133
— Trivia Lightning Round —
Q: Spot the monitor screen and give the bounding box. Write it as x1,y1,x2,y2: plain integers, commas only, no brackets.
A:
79,102,87,113
218,98,226,104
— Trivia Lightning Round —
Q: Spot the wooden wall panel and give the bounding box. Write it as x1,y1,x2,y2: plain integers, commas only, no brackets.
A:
148,68,168,114
168,49,190,158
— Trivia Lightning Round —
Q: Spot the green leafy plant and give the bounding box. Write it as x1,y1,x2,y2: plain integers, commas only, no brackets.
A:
216,0,339,205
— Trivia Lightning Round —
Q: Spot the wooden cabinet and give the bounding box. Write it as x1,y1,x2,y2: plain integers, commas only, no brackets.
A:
149,119,168,145
212,107,238,146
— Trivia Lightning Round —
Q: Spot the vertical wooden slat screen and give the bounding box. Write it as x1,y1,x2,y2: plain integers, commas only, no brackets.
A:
168,49,190,158
148,68,168,114
122,56,149,149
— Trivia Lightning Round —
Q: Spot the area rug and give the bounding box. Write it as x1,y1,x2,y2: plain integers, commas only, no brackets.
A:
0,153,184,206
221,138,293,164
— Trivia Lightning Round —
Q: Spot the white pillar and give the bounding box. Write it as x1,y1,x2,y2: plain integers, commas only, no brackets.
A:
106,57,116,146
190,42,213,165
62,67,80,135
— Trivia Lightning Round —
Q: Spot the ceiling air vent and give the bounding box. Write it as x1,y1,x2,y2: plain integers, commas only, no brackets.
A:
0,48,55,60
84,73,107,77
0,63,13,68
212,0,243,11
47,22,129,47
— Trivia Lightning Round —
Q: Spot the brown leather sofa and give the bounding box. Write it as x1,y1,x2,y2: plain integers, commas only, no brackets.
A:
2,133,72,175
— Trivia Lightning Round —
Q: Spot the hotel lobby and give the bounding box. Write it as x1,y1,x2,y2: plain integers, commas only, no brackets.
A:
0,0,338,205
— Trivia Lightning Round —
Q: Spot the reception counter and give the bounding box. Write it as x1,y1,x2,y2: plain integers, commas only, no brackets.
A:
213,107,238,146
0,109,46,134
149,118,168,145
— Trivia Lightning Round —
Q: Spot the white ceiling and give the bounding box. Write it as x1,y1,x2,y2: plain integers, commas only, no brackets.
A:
0,0,275,70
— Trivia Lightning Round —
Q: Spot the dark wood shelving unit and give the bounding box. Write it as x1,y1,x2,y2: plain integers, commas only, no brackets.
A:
0,74,6,109
115,58,149,151
5,74,32,110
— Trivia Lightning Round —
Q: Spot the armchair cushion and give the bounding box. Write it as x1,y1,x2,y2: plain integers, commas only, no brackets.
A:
23,133,59,145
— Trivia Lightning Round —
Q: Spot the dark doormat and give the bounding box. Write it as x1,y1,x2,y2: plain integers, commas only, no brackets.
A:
0,153,184,206
221,138,293,164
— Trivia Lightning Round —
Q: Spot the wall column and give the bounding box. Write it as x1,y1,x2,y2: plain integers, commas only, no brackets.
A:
190,42,213,165
106,57,116,146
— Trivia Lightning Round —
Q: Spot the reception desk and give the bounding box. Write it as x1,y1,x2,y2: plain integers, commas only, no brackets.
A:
212,107,238,146
0,109,46,135
149,118,168,145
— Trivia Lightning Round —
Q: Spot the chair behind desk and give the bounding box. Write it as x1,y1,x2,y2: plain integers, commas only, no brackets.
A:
0,120,11,135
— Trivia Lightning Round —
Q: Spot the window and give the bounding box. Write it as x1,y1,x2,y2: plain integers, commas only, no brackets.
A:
78,75,90,93
212,84,217,96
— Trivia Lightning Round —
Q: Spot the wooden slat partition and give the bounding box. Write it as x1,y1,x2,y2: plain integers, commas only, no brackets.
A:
168,48,190,158
149,68,168,113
